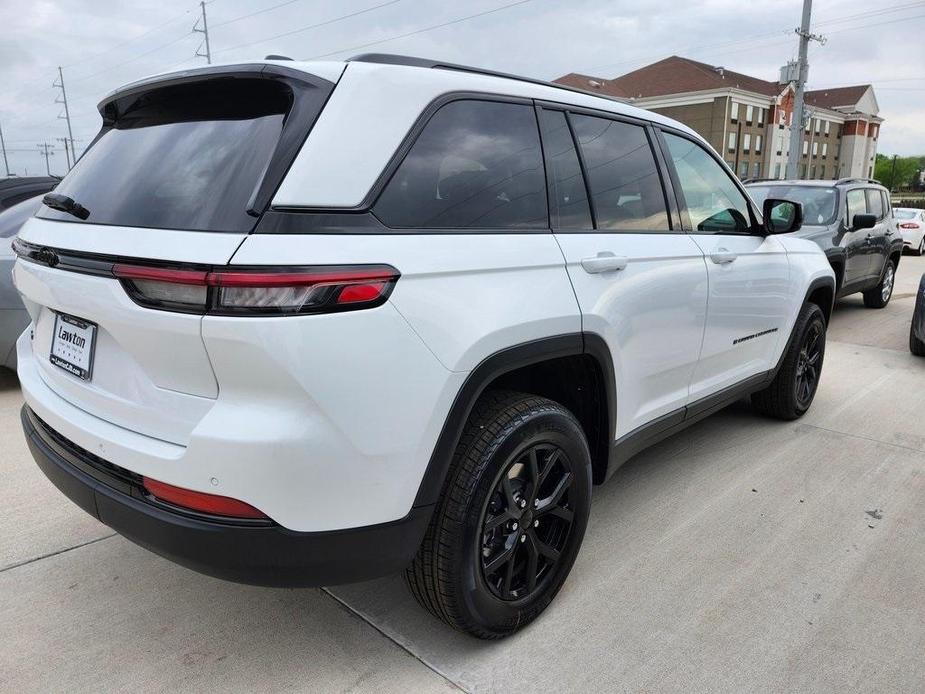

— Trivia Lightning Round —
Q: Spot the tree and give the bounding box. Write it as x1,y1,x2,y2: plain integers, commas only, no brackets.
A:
874,154,920,191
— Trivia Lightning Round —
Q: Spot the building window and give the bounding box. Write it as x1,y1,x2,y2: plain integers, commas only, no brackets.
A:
728,132,737,151
738,160,749,179
742,133,751,153
810,165,816,178
819,165,825,179
802,140,809,155
805,118,810,132
745,104,754,124
814,118,820,135
821,143,828,158
812,141,818,157
775,131,783,155
774,162,782,179
755,135,762,154
753,161,761,179
824,121,830,136
835,142,841,159
757,108,765,126
726,160,736,170
730,101,739,122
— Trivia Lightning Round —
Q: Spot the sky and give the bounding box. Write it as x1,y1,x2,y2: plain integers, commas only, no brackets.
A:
1,0,924,177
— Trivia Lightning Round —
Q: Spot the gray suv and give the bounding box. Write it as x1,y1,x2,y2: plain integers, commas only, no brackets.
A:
747,178,903,308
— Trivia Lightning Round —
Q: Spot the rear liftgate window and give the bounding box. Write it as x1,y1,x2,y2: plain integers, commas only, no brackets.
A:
38,80,294,232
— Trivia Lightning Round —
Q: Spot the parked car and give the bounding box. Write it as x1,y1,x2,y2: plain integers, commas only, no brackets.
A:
894,207,925,255
746,179,903,308
13,55,834,639
0,195,42,370
0,176,57,210
912,274,925,356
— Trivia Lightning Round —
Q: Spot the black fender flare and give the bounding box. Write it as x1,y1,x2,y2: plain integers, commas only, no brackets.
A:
412,333,616,508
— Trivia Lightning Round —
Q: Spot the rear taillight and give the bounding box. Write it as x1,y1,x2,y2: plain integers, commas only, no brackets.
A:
143,477,268,519
899,222,919,229
112,264,399,316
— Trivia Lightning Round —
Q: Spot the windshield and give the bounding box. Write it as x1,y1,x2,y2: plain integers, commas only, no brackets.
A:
895,209,918,220
37,79,292,232
747,185,839,226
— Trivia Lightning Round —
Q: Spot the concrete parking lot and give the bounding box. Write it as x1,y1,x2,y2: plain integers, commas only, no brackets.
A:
1,256,923,694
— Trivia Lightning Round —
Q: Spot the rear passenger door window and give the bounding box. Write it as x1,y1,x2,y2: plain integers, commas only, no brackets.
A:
374,99,547,229
570,114,670,231
538,109,592,229
662,133,752,233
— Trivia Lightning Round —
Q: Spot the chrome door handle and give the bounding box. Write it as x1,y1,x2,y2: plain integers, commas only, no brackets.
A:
709,248,738,264
580,253,628,274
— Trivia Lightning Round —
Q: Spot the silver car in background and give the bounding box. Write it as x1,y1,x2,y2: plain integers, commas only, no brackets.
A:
1,195,42,370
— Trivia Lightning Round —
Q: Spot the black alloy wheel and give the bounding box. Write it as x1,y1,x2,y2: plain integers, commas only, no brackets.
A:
480,443,574,601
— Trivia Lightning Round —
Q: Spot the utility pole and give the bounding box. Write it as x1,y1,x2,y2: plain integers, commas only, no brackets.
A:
53,66,76,167
56,137,72,170
194,1,212,64
785,0,826,180
37,143,54,176
0,121,10,177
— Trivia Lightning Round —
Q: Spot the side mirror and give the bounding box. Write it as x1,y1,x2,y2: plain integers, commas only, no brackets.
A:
852,213,876,231
763,198,803,234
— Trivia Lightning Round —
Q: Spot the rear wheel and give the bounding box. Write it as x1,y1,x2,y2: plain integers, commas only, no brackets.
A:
916,237,925,257
752,303,826,420
863,259,896,308
405,391,592,639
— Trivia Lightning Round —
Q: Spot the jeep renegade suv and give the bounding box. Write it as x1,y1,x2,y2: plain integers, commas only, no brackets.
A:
746,178,902,308
13,55,834,639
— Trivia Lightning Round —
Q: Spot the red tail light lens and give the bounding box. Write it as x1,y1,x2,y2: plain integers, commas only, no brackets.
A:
112,264,399,316
899,222,919,229
143,477,268,519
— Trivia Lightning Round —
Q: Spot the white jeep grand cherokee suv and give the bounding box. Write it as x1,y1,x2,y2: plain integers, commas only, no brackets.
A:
13,54,834,638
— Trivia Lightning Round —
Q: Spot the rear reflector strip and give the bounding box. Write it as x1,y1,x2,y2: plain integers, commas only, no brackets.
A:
142,477,268,519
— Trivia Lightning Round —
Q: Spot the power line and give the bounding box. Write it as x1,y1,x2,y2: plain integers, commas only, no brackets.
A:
307,0,537,59
214,0,402,55
211,0,308,29
62,8,195,69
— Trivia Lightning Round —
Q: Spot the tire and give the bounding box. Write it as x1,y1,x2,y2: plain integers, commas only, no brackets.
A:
405,390,592,639
913,238,924,256
862,259,896,308
912,276,925,356
752,303,826,420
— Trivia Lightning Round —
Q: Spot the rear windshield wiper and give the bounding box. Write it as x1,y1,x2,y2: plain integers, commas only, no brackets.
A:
42,193,90,220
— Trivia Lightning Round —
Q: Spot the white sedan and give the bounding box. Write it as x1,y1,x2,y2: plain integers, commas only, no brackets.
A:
895,207,925,255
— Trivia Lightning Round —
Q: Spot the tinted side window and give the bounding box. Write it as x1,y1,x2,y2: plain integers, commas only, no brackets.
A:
865,189,884,220
880,190,891,219
538,109,592,229
375,100,547,229
663,132,752,233
570,114,669,231
846,189,866,224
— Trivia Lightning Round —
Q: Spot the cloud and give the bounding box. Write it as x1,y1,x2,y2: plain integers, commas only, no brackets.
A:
1,0,922,175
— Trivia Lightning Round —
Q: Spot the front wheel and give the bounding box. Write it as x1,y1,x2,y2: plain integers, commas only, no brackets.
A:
863,259,896,308
405,391,592,639
752,302,827,420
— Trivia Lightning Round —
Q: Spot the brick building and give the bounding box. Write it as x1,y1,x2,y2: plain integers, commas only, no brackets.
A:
554,56,882,181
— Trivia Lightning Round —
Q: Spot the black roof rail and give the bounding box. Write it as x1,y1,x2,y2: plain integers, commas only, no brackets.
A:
835,177,881,186
346,53,629,104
